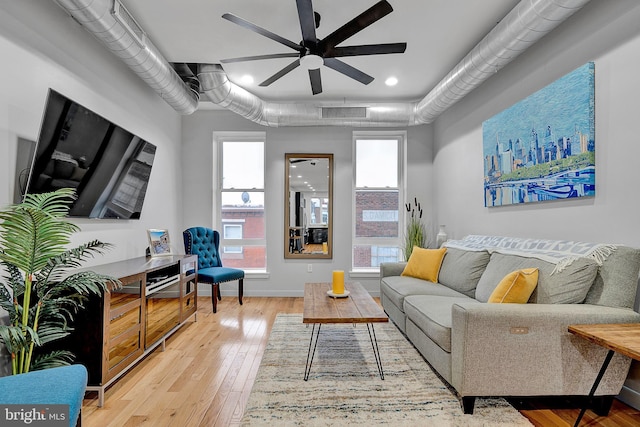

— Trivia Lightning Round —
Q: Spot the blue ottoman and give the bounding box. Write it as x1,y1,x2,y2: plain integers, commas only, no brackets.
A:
0,364,87,427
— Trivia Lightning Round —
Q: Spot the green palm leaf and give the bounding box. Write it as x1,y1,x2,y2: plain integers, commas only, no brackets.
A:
1,261,26,301
0,325,29,354
0,279,16,316
30,350,75,371
0,324,39,353
0,188,77,274
34,324,72,346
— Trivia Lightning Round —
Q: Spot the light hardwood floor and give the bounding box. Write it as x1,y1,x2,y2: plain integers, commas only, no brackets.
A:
82,296,640,426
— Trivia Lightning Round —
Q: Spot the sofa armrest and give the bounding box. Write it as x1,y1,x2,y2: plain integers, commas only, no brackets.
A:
380,262,407,278
0,364,87,426
450,303,640,397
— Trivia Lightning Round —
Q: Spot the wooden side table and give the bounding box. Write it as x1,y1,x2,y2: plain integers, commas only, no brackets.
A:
567,323,640,426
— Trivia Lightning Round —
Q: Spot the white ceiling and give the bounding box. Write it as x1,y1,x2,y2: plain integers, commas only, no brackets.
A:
121,0,520,104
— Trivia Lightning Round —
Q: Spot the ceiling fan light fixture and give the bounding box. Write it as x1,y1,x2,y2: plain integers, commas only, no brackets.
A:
300,54,324,70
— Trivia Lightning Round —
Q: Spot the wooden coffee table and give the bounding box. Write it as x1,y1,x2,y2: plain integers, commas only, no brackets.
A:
302,282,388,380
568,323,640,426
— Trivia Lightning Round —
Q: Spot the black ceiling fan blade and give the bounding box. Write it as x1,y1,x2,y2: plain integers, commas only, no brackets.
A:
323,58,374,85
309,68,322,95
221,53,300,64
296,0,317,44
321,0,393,50
325,42,407,58
259,59,301,86
222,13,302,51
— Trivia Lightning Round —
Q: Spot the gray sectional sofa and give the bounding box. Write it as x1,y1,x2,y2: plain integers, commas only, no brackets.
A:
380,235,640,414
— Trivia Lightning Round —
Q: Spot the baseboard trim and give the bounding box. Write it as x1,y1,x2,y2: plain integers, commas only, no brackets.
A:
617,385,640,410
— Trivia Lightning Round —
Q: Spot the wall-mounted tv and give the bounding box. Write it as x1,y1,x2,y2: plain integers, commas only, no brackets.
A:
25,89,156,219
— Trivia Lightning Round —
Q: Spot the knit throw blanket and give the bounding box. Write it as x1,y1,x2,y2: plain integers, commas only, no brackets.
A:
444,235,617,272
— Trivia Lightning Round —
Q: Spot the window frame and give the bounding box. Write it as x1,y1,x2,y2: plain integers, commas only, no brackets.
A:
222,222,244,254
351,131,407,272
213,132,267,272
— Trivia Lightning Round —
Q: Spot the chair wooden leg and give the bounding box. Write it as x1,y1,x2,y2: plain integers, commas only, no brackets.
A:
217,284,222,301
239,278,244,305
211,283,219,313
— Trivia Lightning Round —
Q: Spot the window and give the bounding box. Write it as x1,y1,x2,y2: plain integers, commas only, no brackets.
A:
215,133,266,270
222,222,243,254
352,132,405,271
310,197,329,225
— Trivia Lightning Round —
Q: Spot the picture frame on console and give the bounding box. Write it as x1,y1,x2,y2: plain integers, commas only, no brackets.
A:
147,228,173,256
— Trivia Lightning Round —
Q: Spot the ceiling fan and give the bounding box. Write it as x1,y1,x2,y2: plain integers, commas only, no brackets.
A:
220,0,407,95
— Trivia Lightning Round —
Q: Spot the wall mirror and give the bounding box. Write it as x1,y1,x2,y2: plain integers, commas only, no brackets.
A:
285,153,333,259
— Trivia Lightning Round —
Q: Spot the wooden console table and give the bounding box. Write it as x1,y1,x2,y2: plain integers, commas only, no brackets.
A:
65,255,197,406
568,323,640,426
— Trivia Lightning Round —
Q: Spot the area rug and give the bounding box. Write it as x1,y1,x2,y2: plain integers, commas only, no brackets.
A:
241,314,532,426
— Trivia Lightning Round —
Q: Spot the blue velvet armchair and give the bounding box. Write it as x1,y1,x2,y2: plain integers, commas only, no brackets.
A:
183,227,245,313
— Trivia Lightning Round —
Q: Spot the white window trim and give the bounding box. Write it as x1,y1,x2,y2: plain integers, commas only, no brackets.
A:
351,131,407,272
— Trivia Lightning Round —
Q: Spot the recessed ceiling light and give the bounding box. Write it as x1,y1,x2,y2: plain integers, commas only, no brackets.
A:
385,76,398,86
240,74,254,85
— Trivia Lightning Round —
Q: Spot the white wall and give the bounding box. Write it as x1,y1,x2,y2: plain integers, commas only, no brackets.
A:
431,0,640,408
432,0,640,246
182,110,432,296
0,1,183,265
0,1,184,375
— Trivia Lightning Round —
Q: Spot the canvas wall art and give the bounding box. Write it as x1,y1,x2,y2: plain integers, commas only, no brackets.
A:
483,62,595,207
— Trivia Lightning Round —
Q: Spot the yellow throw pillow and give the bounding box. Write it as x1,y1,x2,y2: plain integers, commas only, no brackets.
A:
488,268,539,303
401,247,447,282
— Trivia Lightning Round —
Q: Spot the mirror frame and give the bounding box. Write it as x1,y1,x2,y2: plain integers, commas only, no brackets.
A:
284,153,333,259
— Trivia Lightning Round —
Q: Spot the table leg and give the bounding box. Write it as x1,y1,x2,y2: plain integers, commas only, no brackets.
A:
366,323,384,380
304,323,321,381
574,349,615,427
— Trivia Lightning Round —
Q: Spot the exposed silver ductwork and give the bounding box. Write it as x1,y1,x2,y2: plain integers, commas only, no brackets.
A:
54,0,199,115
55,0,591,125
413,0,592,124
197,64,418,127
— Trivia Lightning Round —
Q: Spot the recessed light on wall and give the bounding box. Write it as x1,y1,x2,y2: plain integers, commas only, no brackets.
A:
385,76,398,86
240,74,254,85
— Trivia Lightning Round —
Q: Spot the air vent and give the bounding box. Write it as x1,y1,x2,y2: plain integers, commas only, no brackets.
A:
321,107,367,119
112,0,146,48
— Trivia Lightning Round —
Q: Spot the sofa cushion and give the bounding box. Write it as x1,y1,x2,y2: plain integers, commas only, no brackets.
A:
584,245,640,308
401,247,447,282
380,276,468,313
438,248,491,297
475,252,599,304
488,268,539,303
404,295,479,352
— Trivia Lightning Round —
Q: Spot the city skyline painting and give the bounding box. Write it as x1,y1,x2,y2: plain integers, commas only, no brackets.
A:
483,62,595,207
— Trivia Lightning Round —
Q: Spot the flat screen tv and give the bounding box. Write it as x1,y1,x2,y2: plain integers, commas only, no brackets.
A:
25,89,156,219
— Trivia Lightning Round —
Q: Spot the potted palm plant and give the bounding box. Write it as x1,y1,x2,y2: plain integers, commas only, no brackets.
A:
0,188,114,375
